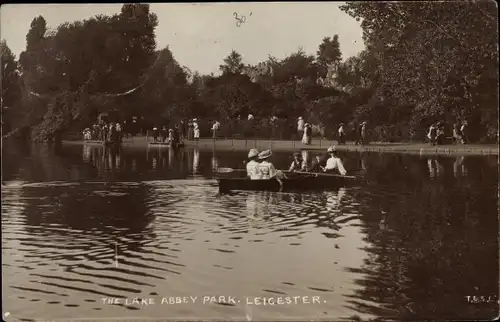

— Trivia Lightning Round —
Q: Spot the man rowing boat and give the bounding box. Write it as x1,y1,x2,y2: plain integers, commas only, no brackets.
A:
289,152,307,172
323,146,347,175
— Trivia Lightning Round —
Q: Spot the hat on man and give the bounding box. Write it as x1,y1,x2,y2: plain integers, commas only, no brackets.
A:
192,118,197,122
258,149,272,160
248,148,259,159
293,152,302,158
327,146,337,153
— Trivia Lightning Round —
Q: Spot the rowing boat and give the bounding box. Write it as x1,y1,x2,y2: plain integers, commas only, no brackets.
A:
148,141,185,149
83,140,122,148
216,169,364,193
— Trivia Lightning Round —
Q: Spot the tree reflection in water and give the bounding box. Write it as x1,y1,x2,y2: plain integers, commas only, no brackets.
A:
341,154,498,320
2,143,498,321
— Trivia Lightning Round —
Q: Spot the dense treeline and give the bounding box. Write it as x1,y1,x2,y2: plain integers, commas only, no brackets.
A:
1,2,498,142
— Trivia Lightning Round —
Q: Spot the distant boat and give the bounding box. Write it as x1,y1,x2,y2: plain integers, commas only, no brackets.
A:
83,140,105,146
83,140,122,149
148,141,185,149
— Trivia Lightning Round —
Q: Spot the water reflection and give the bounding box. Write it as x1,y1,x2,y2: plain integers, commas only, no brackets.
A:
193,148,200,174
453,156,468,178
1,142,498,321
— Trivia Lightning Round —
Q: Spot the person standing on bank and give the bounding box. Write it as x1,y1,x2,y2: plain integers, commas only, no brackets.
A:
297,117,305,140
460,120,468,144
452,123,462,144
179,120,186,142
323,146,347,176
427,123,437,145
355,122,363,145
302,123,312,145
160,126,168,142
193,118,200,141
360,122,367,145
212,120,220,139
246,148,261,179
338,123,346,144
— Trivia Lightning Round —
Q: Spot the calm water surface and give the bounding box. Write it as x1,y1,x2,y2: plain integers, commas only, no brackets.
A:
2,142,498,321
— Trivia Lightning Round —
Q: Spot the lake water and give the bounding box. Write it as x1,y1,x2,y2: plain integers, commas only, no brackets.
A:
2,142,499,321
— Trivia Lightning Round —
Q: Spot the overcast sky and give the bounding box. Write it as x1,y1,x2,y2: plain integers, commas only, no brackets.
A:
1,3,364,75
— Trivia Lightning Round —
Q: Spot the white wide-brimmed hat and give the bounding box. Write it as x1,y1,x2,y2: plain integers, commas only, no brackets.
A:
192,118,197,122
327,146,337,153
258,149,272,160
248,148,259,159
153,127,158,131
298,116,303,120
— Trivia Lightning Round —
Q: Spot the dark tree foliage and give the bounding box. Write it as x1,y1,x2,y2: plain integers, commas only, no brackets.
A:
4,2,498,143
1,41,22,133
340,1,499,142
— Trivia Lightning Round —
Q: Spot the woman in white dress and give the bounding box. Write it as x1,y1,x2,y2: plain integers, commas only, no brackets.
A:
302,123,311,145
193,118,200,141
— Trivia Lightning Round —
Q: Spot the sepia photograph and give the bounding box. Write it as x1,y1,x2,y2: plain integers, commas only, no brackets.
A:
1,2,499,321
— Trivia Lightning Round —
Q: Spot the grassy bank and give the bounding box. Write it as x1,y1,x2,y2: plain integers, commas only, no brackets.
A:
62,136,499,156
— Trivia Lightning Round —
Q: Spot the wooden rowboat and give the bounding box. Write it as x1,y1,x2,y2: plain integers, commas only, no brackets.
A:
83,140,105,146
83,140,122,148
216,169,364,193
148,141,185,149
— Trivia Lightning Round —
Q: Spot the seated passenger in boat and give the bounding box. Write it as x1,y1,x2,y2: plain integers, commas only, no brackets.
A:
257,150,286,180
309,154,326,172
289,152,307,172
257,150,277,179
246,149,261,179
323,146,347,175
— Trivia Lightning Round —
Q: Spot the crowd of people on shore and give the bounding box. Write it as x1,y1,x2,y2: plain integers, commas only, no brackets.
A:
82,113,471,146
244,145,347,181
427,121,468,145
82,121,124,144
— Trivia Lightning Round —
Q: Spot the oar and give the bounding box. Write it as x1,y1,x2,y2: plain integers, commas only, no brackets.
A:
288,170,358,179
215,167,245,174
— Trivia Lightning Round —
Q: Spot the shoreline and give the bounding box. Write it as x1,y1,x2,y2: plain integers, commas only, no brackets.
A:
62,137,499,156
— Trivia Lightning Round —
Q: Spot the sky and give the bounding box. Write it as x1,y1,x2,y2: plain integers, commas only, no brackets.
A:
0,3,365,75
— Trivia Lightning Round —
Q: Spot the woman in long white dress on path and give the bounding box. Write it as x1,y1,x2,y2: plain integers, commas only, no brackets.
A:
302,123,311,145
302,123,310,144
193,118,200,141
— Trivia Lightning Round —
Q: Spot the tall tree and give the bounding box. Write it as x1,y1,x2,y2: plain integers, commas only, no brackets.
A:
340,1,498,141
219,50,245,75
1,41,21,109
25,16,47,52
117,4,158,93
316,35,342,78
1,40,22,133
